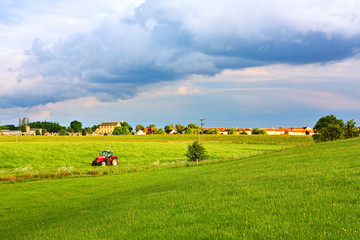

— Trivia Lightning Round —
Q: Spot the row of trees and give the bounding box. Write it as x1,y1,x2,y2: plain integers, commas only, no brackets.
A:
1,119,269,136
313,115,359,142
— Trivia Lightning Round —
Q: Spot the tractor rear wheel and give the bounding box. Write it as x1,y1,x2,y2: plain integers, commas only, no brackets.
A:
112,158,118,166
101,161,107,167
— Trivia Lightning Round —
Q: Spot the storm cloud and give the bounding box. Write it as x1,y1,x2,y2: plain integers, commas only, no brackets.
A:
4,0,360,108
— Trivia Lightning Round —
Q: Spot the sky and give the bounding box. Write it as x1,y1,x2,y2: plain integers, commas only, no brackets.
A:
1,0,360,129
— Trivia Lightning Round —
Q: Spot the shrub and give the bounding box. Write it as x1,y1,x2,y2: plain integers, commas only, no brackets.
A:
186,141,209,163
58,129,67,136
228,128,237,135
252,128,267,135
207,129,220,135
155,128,166,134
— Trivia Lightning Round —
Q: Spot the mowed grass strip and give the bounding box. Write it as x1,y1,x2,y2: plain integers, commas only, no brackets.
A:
0,138,359,239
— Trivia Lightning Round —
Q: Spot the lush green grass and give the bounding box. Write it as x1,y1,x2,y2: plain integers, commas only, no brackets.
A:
0,137,359,239
0,135,312,178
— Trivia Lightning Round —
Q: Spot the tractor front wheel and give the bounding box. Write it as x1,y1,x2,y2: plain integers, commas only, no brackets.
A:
101,161,107,167
112,158,118,166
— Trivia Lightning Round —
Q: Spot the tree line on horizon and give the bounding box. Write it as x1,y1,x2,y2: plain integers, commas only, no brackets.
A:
0,119,261,136
1,115,358,139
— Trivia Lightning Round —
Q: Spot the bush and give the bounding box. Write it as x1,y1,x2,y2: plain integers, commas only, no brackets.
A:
252,128,267,135
207,129,220,135
228,128,237,135
186,141,209,163
58,129,68,136
155,128,166,134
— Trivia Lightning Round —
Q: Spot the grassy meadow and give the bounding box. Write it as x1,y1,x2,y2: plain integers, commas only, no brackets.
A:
0,135,312,178
1,135,359,239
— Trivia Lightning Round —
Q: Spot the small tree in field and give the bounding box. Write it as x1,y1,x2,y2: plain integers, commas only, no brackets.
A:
186,141,209,165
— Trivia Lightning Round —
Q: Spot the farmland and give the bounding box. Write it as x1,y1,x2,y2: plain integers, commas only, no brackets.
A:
1,135,360,239
0,135,312,179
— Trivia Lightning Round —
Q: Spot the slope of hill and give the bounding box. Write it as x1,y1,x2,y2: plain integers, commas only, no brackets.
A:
0,138,359,239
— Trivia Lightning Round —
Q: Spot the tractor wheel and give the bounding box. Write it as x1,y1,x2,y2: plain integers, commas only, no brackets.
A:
101,161,107,167
112,158,118,166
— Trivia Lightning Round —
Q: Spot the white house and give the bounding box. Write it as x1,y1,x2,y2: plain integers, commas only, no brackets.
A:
134,130,146,135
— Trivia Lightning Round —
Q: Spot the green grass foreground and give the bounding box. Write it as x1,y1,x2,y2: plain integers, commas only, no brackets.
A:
0,137,359,239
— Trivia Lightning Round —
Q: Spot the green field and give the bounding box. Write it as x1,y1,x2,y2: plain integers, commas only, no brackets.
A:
1,135,359,239
0,135,312,179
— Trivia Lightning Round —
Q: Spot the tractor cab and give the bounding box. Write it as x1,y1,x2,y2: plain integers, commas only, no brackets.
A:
102,150,113,159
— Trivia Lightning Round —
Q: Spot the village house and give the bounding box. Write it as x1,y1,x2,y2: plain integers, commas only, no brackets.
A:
134,130,146,135
1,125,42,136
95,122,121,135
285,127,314,135
262,128,286,135
237,128,253,135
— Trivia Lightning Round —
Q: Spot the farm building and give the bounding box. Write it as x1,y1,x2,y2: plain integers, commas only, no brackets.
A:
95,122,121,135
237,128,253,135
285,127,314,135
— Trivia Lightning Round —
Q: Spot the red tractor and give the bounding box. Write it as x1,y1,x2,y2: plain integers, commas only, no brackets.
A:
92,150,119,166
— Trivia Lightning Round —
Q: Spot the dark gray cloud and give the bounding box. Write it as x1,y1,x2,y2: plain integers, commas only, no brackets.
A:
6,0,360,108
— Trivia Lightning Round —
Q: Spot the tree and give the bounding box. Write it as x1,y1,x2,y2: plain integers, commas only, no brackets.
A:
228,128,237,135
1,124,17,131
185,123,200,134
70,120,82,133
91,125,99,132
206,129,220,135
29,121,64,133
136,124,144,132
121,121,133,132
175,124,185,134
164,124,175,133
147,124,158,134
18,117,29,132
155,128,166,134
58,129,67,136
84,127,92,134
82,129,87,136
185,141,209,165
345,119,359,138
185,128,194,134
313,115,346,142
113,126,130,135
35,130,41,135
252,128,267,135
313,114,345,132
317,124,345,142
